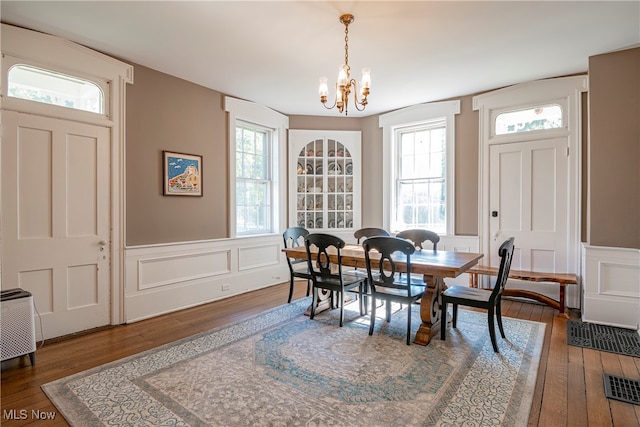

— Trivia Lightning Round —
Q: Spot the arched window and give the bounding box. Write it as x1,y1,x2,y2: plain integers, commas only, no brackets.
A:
8,64,104,114
495,104,562,135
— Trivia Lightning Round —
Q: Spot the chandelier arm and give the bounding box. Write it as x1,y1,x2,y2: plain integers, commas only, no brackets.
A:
349,79,368,111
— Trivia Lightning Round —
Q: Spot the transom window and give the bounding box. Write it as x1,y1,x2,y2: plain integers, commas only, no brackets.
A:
235,122,272,236
7,64,104,114
495,104,562,135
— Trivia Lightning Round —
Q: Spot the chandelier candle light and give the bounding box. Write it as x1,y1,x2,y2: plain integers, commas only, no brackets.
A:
319,14,371,116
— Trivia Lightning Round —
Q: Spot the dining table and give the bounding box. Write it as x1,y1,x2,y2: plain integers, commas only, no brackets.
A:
282,243,484,345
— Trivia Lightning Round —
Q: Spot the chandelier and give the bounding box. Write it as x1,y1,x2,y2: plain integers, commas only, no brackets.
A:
318,14,371,116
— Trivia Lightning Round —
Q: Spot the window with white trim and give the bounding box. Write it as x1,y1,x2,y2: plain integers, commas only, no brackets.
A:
396,120,447,233
225,97,288,237
379,101,459,235
235,122,272,235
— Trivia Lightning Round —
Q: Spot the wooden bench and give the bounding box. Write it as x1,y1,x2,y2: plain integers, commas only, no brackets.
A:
467,265,578,318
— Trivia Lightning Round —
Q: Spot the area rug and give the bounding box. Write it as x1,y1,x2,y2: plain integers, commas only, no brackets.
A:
567,320,640,357
43,298,545,427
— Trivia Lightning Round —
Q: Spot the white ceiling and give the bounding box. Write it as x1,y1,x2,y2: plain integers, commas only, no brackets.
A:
2,1,639,117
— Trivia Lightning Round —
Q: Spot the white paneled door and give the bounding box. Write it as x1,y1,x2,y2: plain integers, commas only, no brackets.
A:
2,111,111,340
489,138,569,272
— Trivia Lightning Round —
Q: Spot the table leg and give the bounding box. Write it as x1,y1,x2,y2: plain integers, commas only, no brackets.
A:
414,275,445,346
304,289,332,317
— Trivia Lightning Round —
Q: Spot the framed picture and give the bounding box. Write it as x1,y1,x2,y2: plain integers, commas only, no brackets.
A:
163,151,202,196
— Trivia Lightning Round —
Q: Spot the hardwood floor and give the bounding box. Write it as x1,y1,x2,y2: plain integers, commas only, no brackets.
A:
2,281,639,426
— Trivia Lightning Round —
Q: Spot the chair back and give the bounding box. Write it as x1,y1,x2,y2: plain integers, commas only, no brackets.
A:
396,229,440,251
489,237,516,301
363,236,418,295
283,227,309,270
354,227,390,244
305,233,346,282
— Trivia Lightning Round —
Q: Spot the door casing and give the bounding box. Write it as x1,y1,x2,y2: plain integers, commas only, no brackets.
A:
473,76,587,308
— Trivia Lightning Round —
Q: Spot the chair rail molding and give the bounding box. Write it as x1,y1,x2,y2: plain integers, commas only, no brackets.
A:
581,244,640,330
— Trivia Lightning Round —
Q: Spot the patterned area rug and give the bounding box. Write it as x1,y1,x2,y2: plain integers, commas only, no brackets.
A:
567,320,640,357
43,298,545,426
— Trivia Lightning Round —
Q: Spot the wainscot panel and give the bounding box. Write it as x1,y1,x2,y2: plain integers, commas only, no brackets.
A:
582,244,640,330
238,243,281,271
124,235,290,323
138,249,231,290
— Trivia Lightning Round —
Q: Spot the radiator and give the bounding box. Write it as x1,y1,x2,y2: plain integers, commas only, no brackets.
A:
1,289,36,365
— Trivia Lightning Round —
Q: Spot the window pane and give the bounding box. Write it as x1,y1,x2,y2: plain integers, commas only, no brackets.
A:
8,64,104,114
397,179,446,234
495,105,562,135
395,123,447,234
235,122,272,235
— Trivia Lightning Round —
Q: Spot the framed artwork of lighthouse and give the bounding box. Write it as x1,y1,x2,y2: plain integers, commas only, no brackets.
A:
163,151,202,196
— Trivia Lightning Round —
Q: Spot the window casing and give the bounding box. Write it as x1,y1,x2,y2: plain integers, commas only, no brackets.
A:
379,101,459,236
225,97,288,238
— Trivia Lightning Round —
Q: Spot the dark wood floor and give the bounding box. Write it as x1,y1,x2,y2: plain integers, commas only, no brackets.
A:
2,281,639,426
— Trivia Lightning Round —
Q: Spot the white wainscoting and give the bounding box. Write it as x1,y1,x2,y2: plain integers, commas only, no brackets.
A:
582,244,640,330
124,235,289,322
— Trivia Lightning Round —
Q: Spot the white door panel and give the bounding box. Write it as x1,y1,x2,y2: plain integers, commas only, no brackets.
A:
489,138,569,273
2,111,111,339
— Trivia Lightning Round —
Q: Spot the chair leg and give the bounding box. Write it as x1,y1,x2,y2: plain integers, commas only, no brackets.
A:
406,303,412,345
287,276,295,303
488,307,499,352
310,287,318,320
496,299,506,338
306,279,311,297
369,295,376,336
440,300,447,341
339,291,345,327
452,304,458,328
385,300,391,322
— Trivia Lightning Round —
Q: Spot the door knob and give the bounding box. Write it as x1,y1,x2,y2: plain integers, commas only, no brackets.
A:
98,240,107,246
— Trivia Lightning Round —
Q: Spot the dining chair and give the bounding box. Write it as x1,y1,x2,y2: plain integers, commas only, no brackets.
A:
396,229,440,251
440,237,515,352
363,236,427,345
305,233,367,327
282,227,312,303
351,228,391,279
353,227,390,244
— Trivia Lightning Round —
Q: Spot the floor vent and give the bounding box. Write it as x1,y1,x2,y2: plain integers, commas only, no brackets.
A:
603,374,640,405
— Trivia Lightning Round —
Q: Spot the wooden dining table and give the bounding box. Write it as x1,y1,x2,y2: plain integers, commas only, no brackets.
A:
282,244,484,345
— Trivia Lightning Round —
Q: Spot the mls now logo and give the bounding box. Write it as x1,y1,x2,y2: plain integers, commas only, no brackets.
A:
3,409,56,420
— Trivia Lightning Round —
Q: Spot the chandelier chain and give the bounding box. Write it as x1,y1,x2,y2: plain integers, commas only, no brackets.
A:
344,23,350,71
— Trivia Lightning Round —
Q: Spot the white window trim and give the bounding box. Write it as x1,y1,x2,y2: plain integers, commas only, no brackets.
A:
379,100,460,235
224,97,288,237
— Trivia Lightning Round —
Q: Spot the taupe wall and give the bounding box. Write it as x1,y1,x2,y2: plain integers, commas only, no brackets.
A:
125,48,639,250
588,47,640,249
126,64,227,245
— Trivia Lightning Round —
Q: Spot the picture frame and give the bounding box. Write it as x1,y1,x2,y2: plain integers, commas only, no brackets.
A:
163,151,202,196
